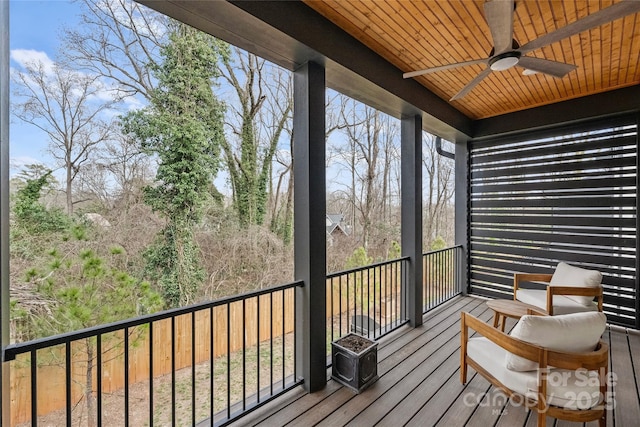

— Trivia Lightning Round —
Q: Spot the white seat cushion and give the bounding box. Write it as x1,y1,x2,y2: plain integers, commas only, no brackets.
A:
468,337,602,410
505,311,606,371
550,262,602,306
516,289,598,315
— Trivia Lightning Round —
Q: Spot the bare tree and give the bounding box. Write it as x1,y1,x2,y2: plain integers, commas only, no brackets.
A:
338,100,383,250
77,131,155,211
221,49,292,227
62,0,167,101
104,132,155,206
12,60,118,214
422,134,455,248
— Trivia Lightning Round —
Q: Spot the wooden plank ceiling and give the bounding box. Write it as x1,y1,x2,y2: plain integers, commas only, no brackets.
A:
303,0,640,120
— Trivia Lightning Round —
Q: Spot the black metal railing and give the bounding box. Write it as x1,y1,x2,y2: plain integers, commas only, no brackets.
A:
423,245,464,313
5,248,464,425
4,281,303,427
326,257,410,361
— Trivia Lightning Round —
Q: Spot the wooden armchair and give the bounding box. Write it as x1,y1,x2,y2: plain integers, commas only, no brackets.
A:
461,311,609,427
513,263,603,315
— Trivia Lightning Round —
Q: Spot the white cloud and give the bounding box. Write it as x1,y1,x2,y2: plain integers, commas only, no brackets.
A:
9,156,47,178
11,49,144,114
10,156,42,169
10,49,55,74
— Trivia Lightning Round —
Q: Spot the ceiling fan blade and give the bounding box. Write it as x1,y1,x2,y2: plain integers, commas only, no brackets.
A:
450,67,492,101
520,0,640,54
484,0,515,54
403,58,487,78
518,57,577,78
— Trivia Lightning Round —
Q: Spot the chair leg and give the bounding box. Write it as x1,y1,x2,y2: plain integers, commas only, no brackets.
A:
460,358,467,384
537,413,546,427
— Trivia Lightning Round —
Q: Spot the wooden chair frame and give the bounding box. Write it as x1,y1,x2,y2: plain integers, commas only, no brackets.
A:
460,312,609,427
513,273,604,315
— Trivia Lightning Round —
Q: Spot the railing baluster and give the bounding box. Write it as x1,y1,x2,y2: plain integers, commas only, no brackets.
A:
209,306,214,424
425,254,429,310
191,312,196,426
374,265,379,339
346,273,350,336
270,292,273,396
124,326,129,427
226,302,231,421
431,251,435,308
339,277,342,336
389,261,394,331
257,294,261,403
149,322,153,427
171,316,176,427
242,298,246,411
330,277,334,343
281,289,285,390
31,349,37,427
65,342,71,427
97,334,103,427
443,251,446,302
293,287,297,386
392,260,396,330
372,265,376,339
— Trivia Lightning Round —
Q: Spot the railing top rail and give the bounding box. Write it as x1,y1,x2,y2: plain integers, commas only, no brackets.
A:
4,280,303,361
422,245,463,256
326,256,410,279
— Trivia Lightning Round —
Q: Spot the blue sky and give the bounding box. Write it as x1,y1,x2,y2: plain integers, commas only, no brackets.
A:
6,0,300,196
10,0,80,176
6,1,402,195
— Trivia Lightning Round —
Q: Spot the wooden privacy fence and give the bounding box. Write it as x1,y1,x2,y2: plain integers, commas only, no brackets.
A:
10,287,296,425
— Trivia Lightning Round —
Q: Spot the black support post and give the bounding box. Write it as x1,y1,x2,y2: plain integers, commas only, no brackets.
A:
294,61,326,392
401,115,423,327
455,140,469,295
1,0,10,423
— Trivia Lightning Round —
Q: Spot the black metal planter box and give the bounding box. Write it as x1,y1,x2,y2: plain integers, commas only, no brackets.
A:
331,333,379,393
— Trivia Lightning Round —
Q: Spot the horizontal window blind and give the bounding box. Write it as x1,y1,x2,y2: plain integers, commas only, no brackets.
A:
469,114,638,327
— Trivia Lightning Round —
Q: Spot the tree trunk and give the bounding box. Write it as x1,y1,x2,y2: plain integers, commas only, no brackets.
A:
67,162,74,215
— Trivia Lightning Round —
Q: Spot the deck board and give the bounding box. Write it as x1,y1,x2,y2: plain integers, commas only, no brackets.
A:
608,327,640,427
228,296,640,427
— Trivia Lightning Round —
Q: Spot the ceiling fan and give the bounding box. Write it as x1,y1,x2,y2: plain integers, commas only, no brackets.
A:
403,0,640,101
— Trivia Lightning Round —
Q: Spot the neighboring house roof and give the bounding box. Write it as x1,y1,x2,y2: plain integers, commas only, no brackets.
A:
326,214,349,236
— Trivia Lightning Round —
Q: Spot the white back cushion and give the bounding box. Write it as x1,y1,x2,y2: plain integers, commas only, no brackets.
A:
505,311,606,372
550,262,602,306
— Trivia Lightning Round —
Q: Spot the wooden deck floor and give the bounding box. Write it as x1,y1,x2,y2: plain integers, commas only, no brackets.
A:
228,296,640,427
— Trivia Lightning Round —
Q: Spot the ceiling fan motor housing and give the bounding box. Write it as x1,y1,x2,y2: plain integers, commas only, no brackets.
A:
489,51,522,71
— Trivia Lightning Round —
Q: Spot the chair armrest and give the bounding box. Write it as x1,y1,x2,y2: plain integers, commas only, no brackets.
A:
460,312,543,365
547,340,608,370
547,286,603,297
547,285,604,314
513,273,553,300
